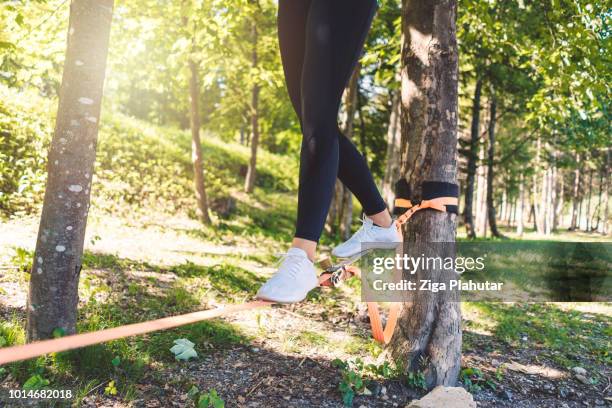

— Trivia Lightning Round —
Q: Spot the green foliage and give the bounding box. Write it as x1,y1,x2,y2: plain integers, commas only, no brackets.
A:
332,358,401,407
460,367,496,393
188,386,225,408
22,374,50,390
10,246,33,272
0,86,52,216
406,371,427,390
105,380,118,396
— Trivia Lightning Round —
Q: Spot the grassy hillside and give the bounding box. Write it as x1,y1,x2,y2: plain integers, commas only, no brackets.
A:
0,85,299,219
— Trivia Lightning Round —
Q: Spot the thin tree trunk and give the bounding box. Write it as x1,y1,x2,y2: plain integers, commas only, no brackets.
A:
188,59,212,224
463,78,482,239
389,0,461,388
27,0,114,341
244,16,259,193
602,150,610,235
517,173,525,236
586,169,593,231
570,153,581,230
532,138,544,234
381,90,402,206
554,171,564,230
486,94,502,238
338,65,360,240
475,144,487,237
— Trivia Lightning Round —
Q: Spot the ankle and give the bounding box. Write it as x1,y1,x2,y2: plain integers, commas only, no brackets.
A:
291,237,317,262
368,210,393,228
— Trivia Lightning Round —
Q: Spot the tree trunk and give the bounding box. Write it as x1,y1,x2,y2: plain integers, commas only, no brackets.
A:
338,65,360,240
463,78,482,239
381,90,402,206
517,173,525,236
586,169,593,231
569,153,581,230
389,0,461,388
486,94,502,238
188,59,212,224
532,138,544,234
553,171,564,230
601,150,610,235
244,18,259,193
27,0,114,341
475,145,487,237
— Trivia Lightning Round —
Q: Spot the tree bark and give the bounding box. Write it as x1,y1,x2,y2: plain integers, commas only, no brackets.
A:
382,90,402,206
188,59,212,224
486,94,503,238
389,0,461,388
27,0,114,341
463,78,482,239
244,16,259,193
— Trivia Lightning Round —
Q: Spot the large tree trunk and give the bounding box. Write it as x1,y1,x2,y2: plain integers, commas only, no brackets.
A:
27,0,114,341
463,78,482,239
244,18,259,193
486,94,503,238
389,0,461,388
569,153,581,230
188,59,212,224
381,90,402,206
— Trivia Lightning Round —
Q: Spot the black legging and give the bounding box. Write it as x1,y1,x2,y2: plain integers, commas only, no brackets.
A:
279,0,387,242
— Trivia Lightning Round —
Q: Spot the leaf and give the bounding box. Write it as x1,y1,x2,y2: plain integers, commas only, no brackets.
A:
111,356,121,367
198,394,210,408
170,338,198,360
341,387,354,407
23,374,49,390
52,327,65,338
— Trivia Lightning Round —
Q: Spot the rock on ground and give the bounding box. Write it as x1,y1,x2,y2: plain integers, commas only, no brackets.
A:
406,386,475,408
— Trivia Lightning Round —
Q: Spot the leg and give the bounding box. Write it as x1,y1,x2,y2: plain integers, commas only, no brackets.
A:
294,0,339,243
328,0,389,222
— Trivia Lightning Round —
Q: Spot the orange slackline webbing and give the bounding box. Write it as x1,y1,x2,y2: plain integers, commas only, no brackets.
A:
0,301,272,365
360,194,459,344
0,195,458,363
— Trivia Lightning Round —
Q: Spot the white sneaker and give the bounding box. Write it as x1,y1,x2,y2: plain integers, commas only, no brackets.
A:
332,215,401,258
256,247,318,303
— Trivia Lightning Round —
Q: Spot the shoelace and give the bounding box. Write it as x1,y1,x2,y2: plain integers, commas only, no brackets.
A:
349,214,373,243
273,252,305,279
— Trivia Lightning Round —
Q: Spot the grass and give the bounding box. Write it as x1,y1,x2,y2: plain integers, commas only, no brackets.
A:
464,302,611,372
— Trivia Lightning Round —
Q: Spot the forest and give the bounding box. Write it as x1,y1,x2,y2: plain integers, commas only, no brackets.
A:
0,0,610,407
